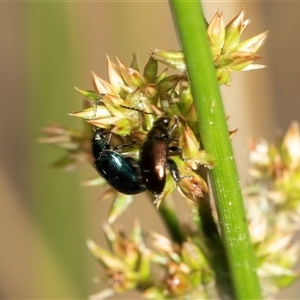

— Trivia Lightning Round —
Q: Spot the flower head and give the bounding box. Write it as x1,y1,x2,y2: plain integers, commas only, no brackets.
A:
38,122,92,170
143,232,215,299
88,221,153,299
150,9,268,86
70,54,212,208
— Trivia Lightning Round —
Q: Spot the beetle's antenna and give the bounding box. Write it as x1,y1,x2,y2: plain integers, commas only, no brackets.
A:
120,105,155,115
92,93,107,131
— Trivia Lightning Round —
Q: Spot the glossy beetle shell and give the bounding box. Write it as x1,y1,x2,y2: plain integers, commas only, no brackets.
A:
140,118,172,195
92,130,146,195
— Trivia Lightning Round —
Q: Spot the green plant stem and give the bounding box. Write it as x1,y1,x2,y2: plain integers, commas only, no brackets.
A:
159,196,184,244
196,168,233,299
170,1,262,299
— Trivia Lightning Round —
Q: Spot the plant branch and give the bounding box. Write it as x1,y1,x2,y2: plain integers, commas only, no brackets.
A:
159,196,184,244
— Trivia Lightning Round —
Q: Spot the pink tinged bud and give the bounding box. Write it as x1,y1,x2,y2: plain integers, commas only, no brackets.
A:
112,241,139,270
144,84,157,99
241,63,266,72
236,31,269,53
248,140,270,167
166,271,190,296
100,95,128,116
69,106,111,120
107,269,138,292
150,48,186,71
249,217,268,244
225,9,247,38
116,57,147,88
179,125,199,160
225,9,246,33
86,239,127,270
128,67,147,88
88,116,122,129
151,232,174,253
228,51,260,71
207,11,225,57
223,9,248,54
92,71,119,97
181,241,209,270
107,55,126,94
178,170,209,201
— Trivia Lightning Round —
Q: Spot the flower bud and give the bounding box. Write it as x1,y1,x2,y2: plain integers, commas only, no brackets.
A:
166,271,190,296
150,48,186,71
143,56,158,83
207,11,225,58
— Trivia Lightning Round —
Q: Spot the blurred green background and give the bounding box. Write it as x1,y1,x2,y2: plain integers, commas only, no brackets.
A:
1,2,299,299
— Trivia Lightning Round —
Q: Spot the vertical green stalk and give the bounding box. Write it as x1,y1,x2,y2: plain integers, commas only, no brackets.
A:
170,1,261,299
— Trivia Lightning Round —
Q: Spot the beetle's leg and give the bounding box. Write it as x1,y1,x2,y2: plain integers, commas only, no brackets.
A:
105,132,113,144
167,158,181,182
168,146,184,160
114,140,137,152
91,93,106,120
168,116,179,136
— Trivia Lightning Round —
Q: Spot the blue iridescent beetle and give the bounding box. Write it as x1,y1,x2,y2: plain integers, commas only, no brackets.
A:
92,128,146,195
